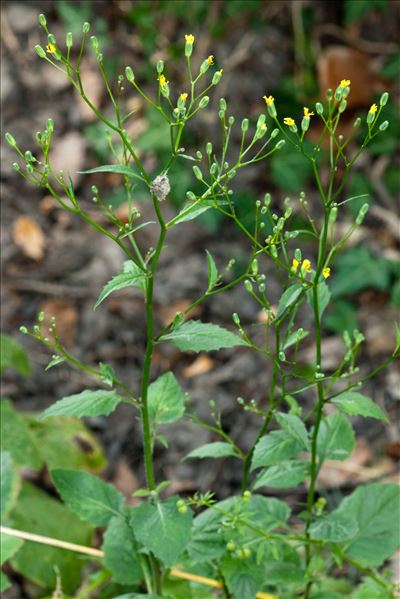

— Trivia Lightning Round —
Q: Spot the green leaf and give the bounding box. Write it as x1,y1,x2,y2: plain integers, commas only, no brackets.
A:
333,483,400,566
263,561,305,584
254,460,309,489
130,496,193,567
353,578,393,599
0,533,24,565
148,372,186,425
10,482,92,592
0,334,30,377
344,0,388,24
102,514,143,584
170,202,212,225
275,412,310,450
331,247,391,299
331,392,388,422
39,389,126,420
325,300,358,334
317,413,355,462
0,399,43,470
45,355,66,370
275,284,303,321
51,469,124,526
251,430,302,470
309,512,359,542
0,570,11,593
205,250,219,290
282,328,309,350
79,164,145,182
307,281,331,317
0,452,20,519
220,555,265,599
160,320,247,353
184,442,239,460
95,261,146,309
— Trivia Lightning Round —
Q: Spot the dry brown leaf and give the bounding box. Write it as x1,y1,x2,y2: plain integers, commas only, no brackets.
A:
39,298,78,346
13,216,46,261
183,355,214,378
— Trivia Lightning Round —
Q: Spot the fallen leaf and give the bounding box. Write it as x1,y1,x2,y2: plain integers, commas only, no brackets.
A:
183,355,214,378
13,216,46,261
39,298,78,346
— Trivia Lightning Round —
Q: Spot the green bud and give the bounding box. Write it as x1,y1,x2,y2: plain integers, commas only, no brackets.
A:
199,95,210,109
334,86,342,101
83,22,90,33
199,59,210,74
242,490,252,500
366,109,376,125
196,150,203,160
34,45,46,58
254,124,267,140
178,504,188,514
270,127,279,139
156,59,164,74
210,163,218,176
46,118,54,132
380,92,389,106
125,66,135,82
90,35,98,51
38,311,45,322
228,115,235,126
212,69,223,85
338,99,347,113
301,116,310,132
24,150,34,162
38,13,47,27
36,132,42,143
206,142,212,155
241,118,249,132
47,33,56,45
296,327,304,340
275,139,285,150
192,165,202,180
218,109,225,120
379,120,389,131
258,283,265,293
257,114,266,128
326,88,332,101
356,202,369,225
5,132,17,147
264,193,271,207
66,32,73,48
270,245,278,258
19,326,28,334
227,169,236,179
184,37,194,57
186,191,196,200
226,541,236,552
12,162,20,171
295,248,302,261
219,98,227,111
91,185,98,194
315,102,323,115
267,103,277,118
279,351,286,361
244,279,253,293
232,313,240,326
251,258,258,275
26,163,34,174
243,548,252,558
353,117,361,128
330,206,338,222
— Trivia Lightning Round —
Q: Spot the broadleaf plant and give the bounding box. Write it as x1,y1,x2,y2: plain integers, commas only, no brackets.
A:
2,13,398,599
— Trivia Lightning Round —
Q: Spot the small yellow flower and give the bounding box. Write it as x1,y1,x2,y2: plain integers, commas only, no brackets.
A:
369,103,378,114
218,68,223,75
340,79,351,88
185,34,195,44
179,92,188,101
284,117,295,126
263,95,274,107
46,43,56,54
303,107,314,118
302,259,311,272
158,74,168,87
207,55,214,65
292,258,299,271
322,267,331,279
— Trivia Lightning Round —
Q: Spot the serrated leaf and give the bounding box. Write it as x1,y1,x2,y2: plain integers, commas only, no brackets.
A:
130,496,193,567
333,483,400,566
160,320,247,353
39,389,126,420
148,372,186,425
95,261,146,309
275,412,310,450
0,452,20,519
51,469,124,526
102,515,143,584
0,399,43,470
331,392,388,422
45,355,66,370
317,413,355,462
251,430,302,470
0,334,30,377
254,460,309,489
263,561,305,584
275,284,303,321
220,555,265,599
309,512,359,541
79,164,145,182
184,442,239,460
205,250,218,290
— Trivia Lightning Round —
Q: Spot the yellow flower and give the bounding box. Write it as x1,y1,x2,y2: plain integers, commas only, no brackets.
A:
322,267,331,279
46,43,56,54
207,55,214,65
302,259,311,272
369,103,378,114
185,34,195,44
340,79,351,88
158,74,168,86
292,258,299,271
303,107,314,118
284,117,295,126
179,93,188,101
263,95,274,107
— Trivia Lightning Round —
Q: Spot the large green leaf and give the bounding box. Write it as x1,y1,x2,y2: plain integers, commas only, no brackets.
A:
169,202,212,226
148,372,186,425
317,413,355,462
102,514,143,584
275,412,310,450
184,442,239,460
0,452,20,519
10,482,92,592
251,430,302,470
309,512,359,542
275,284,303,321
220,555,265,599
331,392,388,422
0,399,43,470
95,261,146,309
334,483,400,566
39,389,126,420
51,469,124,526
254,460,309,489
130,496,193,567
0,334,30,376
160,320,247,353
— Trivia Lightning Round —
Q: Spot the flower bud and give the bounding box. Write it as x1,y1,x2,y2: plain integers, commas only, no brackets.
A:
90,36,98,51
279,351,286,361
356,202,369,225
83,22,90,33
244,279,253,292
326,88,332,101
210,163,218,175
12,162,20,172
19,326,28,334
199,59,210,74
275,139,285,150
301,116,310,132
380,92,389,107
338,99,347,113
47,118,54,132
186,191,196,200
38,13,47,27
334,87,342,102
35,45,46,58
66,32,73,48
315,102,323,115
264,193,271,207
353,117,361,128
295,248,302,262
379,120,389,131
241,118,249,132
5,132,17,147
232,313,240,326
212,69,223,85
199,95,210,109
25,150,34,162
226,541,236,552
257,114,266,128
219,98,227,111
206,142,212,155
125,66,135,82
156,59,164,74
330,206,338,222
251,258,258,275
192,165,202,180
184,34,195,57
270,127,279,139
